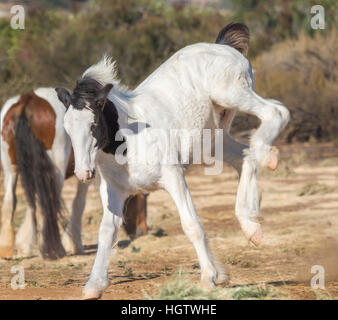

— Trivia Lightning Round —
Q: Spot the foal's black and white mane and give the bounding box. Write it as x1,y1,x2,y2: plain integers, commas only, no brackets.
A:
57,76,125,155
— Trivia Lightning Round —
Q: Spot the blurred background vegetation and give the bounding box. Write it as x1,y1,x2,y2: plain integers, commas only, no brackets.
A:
0,0,337,142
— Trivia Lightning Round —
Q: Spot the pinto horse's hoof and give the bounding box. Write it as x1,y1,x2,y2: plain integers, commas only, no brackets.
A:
267,146,279,170
0,246,13,259
82,289,102,300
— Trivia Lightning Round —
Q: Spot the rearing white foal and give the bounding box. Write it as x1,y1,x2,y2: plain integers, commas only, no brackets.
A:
56,23,290,299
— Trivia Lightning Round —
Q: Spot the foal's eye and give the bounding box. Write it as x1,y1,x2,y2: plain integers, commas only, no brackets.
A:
95,100,104,109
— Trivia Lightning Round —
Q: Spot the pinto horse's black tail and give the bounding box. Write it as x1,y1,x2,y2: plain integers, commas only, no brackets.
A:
14,109,66,260
215,22,250,57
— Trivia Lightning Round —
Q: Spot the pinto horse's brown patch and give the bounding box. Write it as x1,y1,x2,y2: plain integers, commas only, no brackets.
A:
1,92,56,165
123,193,149,238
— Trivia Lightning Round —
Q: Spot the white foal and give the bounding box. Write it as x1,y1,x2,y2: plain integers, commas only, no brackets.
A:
56,22,289,299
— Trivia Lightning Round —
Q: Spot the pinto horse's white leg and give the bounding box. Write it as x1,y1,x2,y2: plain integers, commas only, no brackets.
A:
0,167,18,258
162,167,227,289
62,181,89,254
15,204,37,256
82,178,126,300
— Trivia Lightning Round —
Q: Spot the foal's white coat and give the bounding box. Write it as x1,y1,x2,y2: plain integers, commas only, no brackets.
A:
63,43,290,299
0,88,88,256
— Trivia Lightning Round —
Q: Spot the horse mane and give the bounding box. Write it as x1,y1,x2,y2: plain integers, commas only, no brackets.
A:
82,55,128,92
215,22,250,57
81,55,133,120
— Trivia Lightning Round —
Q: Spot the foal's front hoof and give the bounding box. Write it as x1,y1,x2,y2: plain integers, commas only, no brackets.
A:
267,146,279,170
240,220,263,247
249,226,262,247
82,289,102,300
214,271,229,285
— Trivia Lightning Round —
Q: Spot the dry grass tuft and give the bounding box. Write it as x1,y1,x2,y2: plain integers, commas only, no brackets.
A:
319,158,338,167
144,271,224,300
313,290,334,300
144,271,282,300
297,183,334,196
227,284,279,300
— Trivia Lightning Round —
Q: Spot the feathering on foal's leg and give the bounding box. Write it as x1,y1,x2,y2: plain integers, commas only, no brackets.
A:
62,181,89,254
162,167,228,289
82,178,126,300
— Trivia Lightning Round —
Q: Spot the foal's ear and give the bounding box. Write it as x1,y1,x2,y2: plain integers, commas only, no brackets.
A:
55,88,71,109
96,84,114,106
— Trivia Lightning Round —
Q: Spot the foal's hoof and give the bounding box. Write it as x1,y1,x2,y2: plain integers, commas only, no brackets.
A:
249,226,262,247
240,220,262,247
267,146,279,170
214,271,229,285
0,246,13,259
200,279,215,291
82,289,102,300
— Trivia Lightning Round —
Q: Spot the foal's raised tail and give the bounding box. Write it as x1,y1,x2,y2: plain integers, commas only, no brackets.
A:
14,109,66,260
215,22,249,57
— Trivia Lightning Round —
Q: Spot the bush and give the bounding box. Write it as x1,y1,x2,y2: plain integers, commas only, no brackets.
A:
0,0,226,101
253,30,338,142
0,0,337,143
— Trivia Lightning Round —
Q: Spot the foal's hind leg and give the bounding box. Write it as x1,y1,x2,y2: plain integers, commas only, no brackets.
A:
214,89,289,169
220,127,262,246
162,167,227,289
214,89,289,245
62,181,89,254
0,168,18,258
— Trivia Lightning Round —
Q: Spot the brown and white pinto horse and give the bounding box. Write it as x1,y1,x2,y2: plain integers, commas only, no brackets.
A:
0,88,148,260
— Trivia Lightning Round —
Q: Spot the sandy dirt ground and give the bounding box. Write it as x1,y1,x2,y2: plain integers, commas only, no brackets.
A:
0,142,337,300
